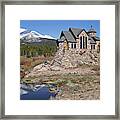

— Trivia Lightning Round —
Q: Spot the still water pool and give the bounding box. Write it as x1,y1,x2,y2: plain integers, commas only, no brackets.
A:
20,84,58,100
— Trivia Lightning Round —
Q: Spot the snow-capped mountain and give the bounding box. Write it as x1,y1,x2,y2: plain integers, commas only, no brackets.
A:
20,28,56,43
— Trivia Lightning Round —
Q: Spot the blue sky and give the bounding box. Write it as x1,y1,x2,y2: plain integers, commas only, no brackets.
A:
20,20,100,39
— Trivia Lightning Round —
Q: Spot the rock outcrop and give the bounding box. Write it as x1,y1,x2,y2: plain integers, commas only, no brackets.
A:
51,49,100,68
25,49,100,78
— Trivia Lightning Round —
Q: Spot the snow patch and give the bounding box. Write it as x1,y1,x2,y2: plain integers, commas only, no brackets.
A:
20,28,56,40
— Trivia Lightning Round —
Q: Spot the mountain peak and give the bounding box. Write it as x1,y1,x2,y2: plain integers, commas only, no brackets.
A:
20,28,56,41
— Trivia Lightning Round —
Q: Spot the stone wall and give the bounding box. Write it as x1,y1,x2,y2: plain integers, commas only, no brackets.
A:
58,42,64,50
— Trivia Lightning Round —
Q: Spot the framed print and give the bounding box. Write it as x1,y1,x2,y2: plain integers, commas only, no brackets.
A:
0,0,119,119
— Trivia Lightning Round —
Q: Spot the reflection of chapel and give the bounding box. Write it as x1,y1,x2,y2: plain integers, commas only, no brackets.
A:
57,26,100,51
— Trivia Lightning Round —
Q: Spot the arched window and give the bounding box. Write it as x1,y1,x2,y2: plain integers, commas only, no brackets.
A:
85,37,87,49
83,36,85,49
74,43,76,48
80,36,82,49
71,43,73,48
91,45,95,49
82,36,87,49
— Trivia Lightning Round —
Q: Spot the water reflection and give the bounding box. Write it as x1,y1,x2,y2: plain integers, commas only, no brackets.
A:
20,83,59,100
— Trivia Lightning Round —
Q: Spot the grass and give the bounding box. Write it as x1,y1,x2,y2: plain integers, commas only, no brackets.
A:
23,73,99,85
20,56,54,71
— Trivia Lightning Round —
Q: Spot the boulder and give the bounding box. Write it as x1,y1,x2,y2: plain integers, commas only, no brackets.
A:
50,65,63,71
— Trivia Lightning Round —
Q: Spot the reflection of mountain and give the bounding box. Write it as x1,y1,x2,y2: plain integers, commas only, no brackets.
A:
20,28,57,44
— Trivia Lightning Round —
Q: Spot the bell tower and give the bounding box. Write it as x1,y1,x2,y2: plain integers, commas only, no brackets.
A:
88,25,96,37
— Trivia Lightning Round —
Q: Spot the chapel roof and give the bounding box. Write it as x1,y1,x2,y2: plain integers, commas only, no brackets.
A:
69,28,83,38
60,31,76,42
